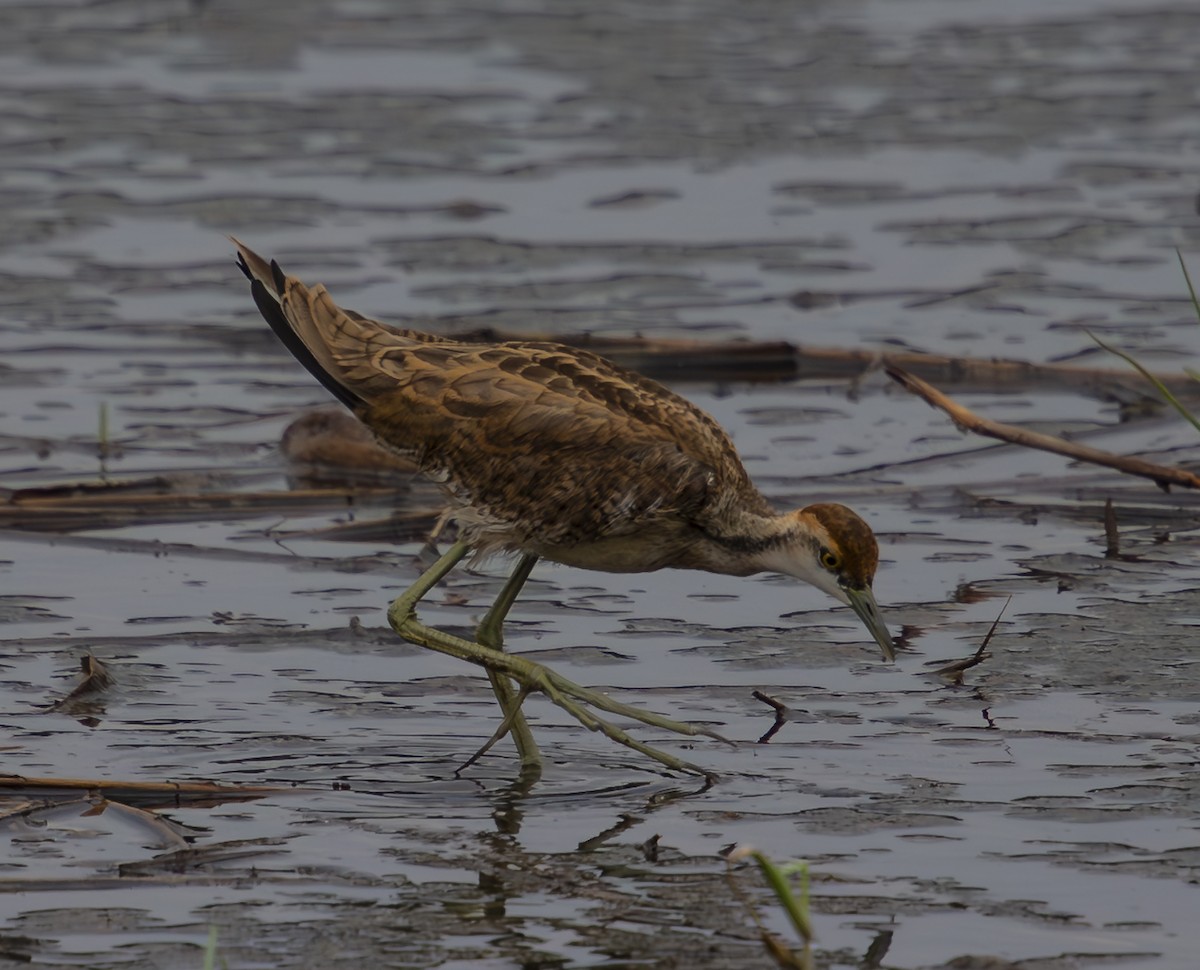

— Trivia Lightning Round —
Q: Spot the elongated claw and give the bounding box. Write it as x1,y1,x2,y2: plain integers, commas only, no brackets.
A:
457,685,534,774
391,607,721,778
385,540,721,779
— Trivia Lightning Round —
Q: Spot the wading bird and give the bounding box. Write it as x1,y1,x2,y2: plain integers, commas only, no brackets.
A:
235,239,893,778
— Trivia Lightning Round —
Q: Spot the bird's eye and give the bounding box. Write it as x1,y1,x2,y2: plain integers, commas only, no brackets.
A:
819,548,840,570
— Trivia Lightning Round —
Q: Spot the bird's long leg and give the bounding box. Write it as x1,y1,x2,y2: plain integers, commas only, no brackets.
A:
388,566,725,778
472,553,540,772
476,554,538,646
387,540,472,624
387,541,539,772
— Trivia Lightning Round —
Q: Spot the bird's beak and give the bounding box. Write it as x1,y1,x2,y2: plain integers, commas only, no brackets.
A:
844,585,895,662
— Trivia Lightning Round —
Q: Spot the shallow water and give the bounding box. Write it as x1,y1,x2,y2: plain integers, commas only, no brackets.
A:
3,1,1200,968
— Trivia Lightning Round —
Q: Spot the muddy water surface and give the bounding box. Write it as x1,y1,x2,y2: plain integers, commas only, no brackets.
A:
3,1,1200,968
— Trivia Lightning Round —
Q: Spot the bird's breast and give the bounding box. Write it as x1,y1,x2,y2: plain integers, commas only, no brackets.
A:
530,533,686,574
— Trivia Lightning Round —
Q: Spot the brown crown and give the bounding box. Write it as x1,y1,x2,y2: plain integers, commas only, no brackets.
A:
803,502,879,589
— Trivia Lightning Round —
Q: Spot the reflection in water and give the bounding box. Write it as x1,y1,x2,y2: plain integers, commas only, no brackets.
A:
862,929,894,969
486,766,540,837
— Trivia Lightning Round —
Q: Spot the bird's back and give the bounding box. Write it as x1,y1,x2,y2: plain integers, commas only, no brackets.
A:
236,241,772,566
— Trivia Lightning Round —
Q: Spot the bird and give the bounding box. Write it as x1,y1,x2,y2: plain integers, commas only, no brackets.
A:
233,238,893,779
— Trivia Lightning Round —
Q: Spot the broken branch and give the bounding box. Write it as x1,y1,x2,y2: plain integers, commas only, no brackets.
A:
886,364,1200,492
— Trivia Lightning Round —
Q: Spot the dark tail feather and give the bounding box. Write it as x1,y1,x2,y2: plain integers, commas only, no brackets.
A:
249,278,364,411
235,251,254,283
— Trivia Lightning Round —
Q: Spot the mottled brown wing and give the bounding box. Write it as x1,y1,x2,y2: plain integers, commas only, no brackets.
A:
234,239,765,541
357,342,747,544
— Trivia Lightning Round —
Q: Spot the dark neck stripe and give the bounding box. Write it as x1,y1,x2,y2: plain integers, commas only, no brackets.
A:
705,524,811,556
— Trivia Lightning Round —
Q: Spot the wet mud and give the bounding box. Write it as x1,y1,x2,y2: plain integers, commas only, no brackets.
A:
3,1,1200,968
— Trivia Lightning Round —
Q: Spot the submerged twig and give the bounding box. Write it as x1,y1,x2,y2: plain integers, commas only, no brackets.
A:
1104,497,1120,558
931,597,1008,683
0,774,285,804
541,329,1200,396
97,799,192,848
886,365,1200,492
119,836,289,876
752,690,793,744
1,481,418,533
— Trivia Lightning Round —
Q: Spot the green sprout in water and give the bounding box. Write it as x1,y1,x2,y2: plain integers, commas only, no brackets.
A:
202,926,225,970
726,845,814,970
1087,250,1200,435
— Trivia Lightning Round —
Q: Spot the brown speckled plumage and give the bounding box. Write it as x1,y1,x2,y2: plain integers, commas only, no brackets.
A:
236,243,775,558
235,239,890,659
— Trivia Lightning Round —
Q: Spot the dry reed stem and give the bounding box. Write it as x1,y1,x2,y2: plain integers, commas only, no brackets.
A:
886,364,1200,492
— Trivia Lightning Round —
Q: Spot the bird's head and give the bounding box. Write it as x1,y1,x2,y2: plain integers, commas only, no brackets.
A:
757,502,894,661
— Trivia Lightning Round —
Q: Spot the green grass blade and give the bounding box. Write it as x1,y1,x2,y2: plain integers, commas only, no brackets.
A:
749,851,814,945
1178,249,1200,323
202,926,218,970
1086,329,1200,435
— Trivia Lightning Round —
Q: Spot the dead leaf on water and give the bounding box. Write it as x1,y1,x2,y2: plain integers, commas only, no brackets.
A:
46,653,113,712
